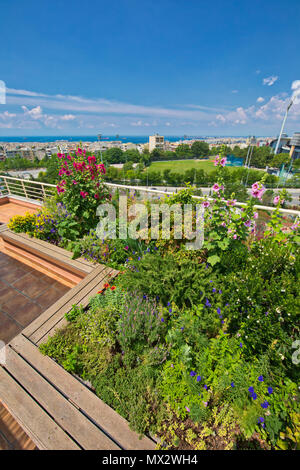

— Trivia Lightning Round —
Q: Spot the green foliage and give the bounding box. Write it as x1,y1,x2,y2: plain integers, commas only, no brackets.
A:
119,253,217,308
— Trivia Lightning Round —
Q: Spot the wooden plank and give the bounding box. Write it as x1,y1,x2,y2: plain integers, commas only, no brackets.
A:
3,347,121,450
32,267,117,344
13,231,94,270
23,264,107,338
10,334,156,450
0,367,79,450
0,224,8,233
1,231,92,275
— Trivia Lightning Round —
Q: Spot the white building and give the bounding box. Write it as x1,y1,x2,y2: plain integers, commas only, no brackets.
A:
149,134,164,153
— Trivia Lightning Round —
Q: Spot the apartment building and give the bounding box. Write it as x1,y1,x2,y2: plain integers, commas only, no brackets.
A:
149,134,164,153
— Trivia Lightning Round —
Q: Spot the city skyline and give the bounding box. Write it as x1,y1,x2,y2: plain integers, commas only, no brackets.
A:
1,0,300,136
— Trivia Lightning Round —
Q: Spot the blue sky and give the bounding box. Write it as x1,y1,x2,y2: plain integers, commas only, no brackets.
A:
1,0,300,136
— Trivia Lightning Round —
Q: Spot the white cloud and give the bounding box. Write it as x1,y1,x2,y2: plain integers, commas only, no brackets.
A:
60,114,76,121
231,90,238,94
263,76,278,86
257,97,265,103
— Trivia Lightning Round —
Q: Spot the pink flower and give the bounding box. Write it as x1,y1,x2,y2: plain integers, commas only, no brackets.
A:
251,183,265,200
72,180,78,185
253,212,258,219
98,163,106,174
273,196,280,205
88,155,96,164
220,157,227,167
80,191,88,199
213,156,220,166
233,234,237,239
226,199,236,207
212,183,220,192
185,406,190,412
202,200,210,208
94,193,99,199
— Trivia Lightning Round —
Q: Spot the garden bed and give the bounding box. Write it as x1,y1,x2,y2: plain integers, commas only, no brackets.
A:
4,146,300,450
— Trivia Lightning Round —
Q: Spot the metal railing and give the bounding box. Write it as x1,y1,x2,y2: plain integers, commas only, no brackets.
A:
0,176,299,221
0,175,55,201
106,182,300,219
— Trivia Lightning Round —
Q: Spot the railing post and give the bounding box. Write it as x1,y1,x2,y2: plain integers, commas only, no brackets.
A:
41,183,46,200
4,177,10,196
21,180,28,199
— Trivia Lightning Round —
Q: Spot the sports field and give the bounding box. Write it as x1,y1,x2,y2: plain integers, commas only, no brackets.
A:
149,159,220,174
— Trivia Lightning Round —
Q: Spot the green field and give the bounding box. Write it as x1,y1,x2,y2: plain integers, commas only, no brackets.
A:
149,159,220,174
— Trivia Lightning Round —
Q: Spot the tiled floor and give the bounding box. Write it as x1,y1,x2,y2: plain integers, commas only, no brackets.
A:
0,251,69,344
0,201,38,224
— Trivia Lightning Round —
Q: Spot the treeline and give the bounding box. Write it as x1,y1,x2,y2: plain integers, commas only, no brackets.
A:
0,154,49,171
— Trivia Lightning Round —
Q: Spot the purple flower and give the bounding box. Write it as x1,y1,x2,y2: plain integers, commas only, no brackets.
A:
161,318,164,322
248,386,254,394
251,392,257,400
231,382,235,387
239,343,243,348
258,375,264,382
261,401,270,409
185,406,190,412
197,375,201,382
190,371,196,377
268,387,273,394
203,384,208,390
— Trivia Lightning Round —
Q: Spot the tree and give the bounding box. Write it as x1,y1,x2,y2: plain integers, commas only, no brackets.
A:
191,141,209,158
270,153,291,169
104,147,124,164
175,144,192,159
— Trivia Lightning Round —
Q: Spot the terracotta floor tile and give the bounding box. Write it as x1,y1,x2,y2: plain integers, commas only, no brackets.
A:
0,285,16,306
1,292,33,317
0,264,27,284
12,302,42,328
52,283,69,296
0,311,21,343
35,286,64,310
12,273,49,299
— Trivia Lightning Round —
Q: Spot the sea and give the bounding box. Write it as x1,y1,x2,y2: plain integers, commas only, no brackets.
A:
0,135,251,144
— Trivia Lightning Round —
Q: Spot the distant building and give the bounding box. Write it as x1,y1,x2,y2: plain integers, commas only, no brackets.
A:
269,132,300,159
0,146,5,161
149,134,164,153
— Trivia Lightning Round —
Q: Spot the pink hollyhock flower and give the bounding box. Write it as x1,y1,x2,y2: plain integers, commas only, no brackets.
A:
220,157,227,167
185,406,190,412
244,220,251,227
252,182,260,191
213,156,220,166
212,183,220,192
202,200,210,208
80,191,88,199
72,180,77,185
253,212,258,219
77,148,82,155
88,155,96,164
94,193,99,199
233,234,237,239
273,196,280,205
60,179,66,185
98,163,106,174
226,199,236,207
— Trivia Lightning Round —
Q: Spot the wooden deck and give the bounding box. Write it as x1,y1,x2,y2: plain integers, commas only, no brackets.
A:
0,200,38,224
0,230,156,450
0,402,36,450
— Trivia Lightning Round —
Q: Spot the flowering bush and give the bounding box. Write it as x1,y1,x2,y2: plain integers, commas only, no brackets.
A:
56,148,111,233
